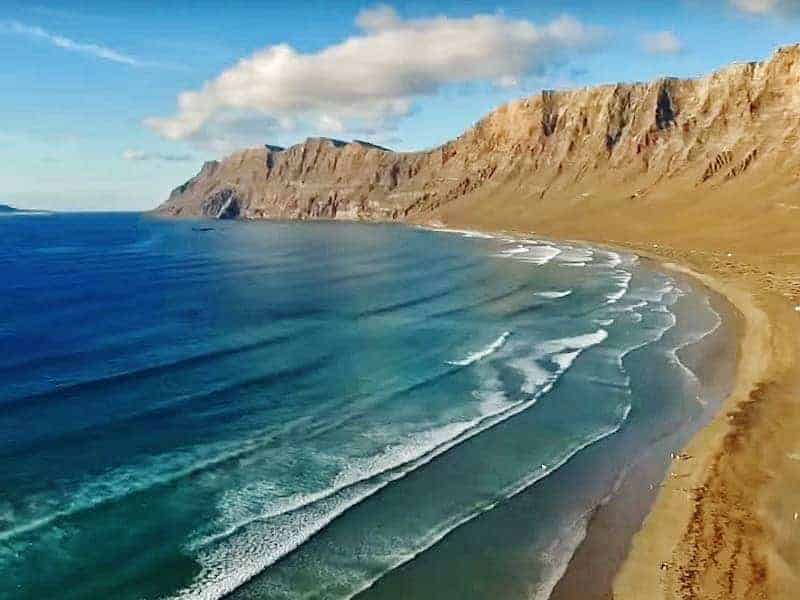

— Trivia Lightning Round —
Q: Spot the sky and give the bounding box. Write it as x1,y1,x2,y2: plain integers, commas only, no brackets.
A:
2,0,800,211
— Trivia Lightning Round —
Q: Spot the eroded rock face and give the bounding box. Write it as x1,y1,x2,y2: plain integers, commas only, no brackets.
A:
156,45,800,223
200,188,241,219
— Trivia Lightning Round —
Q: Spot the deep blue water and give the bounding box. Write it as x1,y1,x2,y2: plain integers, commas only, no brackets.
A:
0,213,721,600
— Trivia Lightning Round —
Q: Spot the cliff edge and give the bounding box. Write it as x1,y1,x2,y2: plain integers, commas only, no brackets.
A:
158,45,800,229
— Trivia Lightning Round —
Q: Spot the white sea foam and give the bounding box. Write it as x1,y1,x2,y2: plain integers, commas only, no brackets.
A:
556,247,594,265
551,349,583,372
605,270,633,304
446,331,511,366
175,393,547,600
348,415,632,600
535,290,572,299
168,328,611,600
449,228,498,239
664,295,724,403
510,358,552,395
0,437,265,544
536,329,609,356
604,251,623,269
495,244,562,265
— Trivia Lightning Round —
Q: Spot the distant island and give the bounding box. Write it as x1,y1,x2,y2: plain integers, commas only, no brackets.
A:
0,204,18,212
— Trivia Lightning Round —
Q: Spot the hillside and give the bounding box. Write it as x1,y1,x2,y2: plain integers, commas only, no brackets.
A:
159,45,800,238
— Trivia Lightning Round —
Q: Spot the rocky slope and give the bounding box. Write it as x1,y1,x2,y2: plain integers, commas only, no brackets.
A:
158,45,800,228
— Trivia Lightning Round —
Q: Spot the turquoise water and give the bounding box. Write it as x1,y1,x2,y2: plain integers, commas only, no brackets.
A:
0,214,721,599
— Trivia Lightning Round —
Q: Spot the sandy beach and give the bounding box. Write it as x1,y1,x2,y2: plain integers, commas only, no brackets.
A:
548,264,742,600
610,248,798,600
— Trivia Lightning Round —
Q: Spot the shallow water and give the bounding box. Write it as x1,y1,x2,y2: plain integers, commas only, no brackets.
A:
0,214,720,600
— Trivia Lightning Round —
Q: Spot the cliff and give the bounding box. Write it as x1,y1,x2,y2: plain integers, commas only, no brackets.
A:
157,45,800,229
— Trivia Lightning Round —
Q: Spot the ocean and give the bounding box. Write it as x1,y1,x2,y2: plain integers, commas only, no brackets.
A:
0,213,724,600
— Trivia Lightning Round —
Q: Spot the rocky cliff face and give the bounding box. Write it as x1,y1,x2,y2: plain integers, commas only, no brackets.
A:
157,45,800,224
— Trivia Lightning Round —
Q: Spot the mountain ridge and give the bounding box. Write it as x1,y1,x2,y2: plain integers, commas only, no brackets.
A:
157,44,800,229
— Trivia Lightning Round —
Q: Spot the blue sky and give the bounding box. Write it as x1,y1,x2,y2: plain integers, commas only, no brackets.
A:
1,0,799,211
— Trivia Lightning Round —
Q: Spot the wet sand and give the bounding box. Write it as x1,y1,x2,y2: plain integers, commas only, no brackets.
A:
549,267,742,600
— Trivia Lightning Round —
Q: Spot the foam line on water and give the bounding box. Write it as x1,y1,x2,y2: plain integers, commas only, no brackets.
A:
2,331,297,409
446,331,511,366
555,247,594,265
495,244,562,265
346,407,633,600
167,330,611,600
605,270,633,305
0,356,334,542
535,290,572,299
665,294,724,404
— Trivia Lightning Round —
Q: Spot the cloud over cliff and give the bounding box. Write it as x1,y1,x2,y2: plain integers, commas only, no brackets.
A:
145,5,602,148
641,31,683,54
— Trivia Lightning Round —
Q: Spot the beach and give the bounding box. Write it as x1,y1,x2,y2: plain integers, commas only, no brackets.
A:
437,187,800,598
549,266,742,600
611,247,797,600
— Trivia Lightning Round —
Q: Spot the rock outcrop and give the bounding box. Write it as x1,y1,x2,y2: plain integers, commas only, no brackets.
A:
157,45,800,225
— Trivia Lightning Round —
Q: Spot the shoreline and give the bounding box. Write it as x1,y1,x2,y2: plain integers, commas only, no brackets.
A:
425,225,753,600
432,222,797,598
548,258,742,600
609,250,782,599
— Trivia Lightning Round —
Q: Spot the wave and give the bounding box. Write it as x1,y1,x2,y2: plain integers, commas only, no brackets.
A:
496,244,562,265
535,290,572,299
605,270,633,305
429,281,535,319
0,356,336,543
603,251,623,269
346,408,633,600
555,247,594,265
1,331,297,410
665,294,723,403
357,287,455,318
509,329,608,395
166,328,611,600
418,226,499,240
537,329,609,356
450,229,498,239
0,435,268,544
446,331,511,366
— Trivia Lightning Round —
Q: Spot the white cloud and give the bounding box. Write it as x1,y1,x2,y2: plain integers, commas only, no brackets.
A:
146,5,604,147
355,4,402,31
122,149,194,162
729,0,800,14
641,31,683,54
730,0,779,13
1,20,143,66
